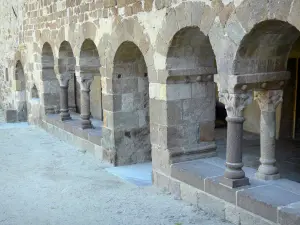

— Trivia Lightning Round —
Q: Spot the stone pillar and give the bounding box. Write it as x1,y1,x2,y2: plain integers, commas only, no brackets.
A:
220,92,252,188
77,76,93,129
59,76,71,121
255,90,283,180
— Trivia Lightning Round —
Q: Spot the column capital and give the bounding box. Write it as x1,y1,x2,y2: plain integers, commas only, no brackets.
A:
219,92,252,118
254,90,283,112
77,76,94,92
58,73,72,87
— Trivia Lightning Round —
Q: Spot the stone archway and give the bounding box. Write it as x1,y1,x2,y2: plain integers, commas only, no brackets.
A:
79,39,102,121
167,27,216,73
58,41,77,113
41,42,60,114
223,20,300,183
15,61,27,122
233,20,300,75
111,41,151,165
166,26,217,157
232,20,300,140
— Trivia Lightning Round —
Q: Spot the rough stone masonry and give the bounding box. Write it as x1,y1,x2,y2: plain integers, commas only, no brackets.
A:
1,0,300,225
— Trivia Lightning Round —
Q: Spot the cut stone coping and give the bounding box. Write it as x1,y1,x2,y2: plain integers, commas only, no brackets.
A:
170,157,300,224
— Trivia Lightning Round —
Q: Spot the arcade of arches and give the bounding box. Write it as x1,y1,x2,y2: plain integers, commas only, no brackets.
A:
4,0,300,224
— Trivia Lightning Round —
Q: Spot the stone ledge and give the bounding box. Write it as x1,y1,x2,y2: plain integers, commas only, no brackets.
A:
168,67,217,77
44,113,102,146
237,185,300,223
171,159,224,191
169,142,217,163
40,119,104,162
154,169,276,225
228,71,290,92
156,157,300,225
278,202,300,225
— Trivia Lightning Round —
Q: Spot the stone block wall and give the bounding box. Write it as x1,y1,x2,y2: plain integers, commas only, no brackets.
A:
1,1,300,223
0,0,24,110
0,0,299,179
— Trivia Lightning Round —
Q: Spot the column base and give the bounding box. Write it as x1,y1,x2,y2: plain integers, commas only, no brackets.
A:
220,176,250,188
81,120,94,129
255,172,280,180
60,115,72,121
60,110,71,121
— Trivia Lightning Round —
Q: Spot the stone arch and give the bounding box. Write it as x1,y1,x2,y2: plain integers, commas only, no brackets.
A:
41,42,60,114
79,39,102,120
231,19,300,141
166,26,217,75
150,24,218,173
111,41,151,165
70,22,98,61
58,41,78,113
14,61,27,121
155,1,215,75
233,20,300,75
105,17,153,80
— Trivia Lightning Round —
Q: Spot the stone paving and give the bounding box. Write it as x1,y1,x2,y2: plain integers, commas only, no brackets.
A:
0,118,233,225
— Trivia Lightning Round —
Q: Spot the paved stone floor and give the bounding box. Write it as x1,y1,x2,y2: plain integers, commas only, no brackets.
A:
0,117,233,225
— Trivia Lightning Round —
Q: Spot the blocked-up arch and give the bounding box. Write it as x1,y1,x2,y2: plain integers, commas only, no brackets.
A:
59,41,78,113
112,41,151,165
105,17,152,81
15,61,27,121
150,25,218,170
167,26,217,74
79,39,102,120
42,42,60,114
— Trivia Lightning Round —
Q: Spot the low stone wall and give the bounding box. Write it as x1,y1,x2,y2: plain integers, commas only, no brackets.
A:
40,117,104,162
153,158,300,225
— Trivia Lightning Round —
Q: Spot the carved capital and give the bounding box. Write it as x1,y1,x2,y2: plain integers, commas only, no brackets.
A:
77,76,94,91
254,90,283,112
219,92,252,118
58,73,72,87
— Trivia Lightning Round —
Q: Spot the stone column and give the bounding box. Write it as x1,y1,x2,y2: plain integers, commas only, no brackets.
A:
219,92,252,188
255,90,283,180
59,76,71,121
77,76,93,129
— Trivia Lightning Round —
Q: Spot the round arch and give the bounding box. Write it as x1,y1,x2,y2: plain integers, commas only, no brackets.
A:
111,41,151,165
41,42,60,114
79,39,102,120
15,61,28,121
59,41,78,113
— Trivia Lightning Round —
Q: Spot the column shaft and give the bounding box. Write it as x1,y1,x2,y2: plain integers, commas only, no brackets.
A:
224,117,245,179
255,90,282,180
80,89,92,129
220,92,251,188
60,86,71,121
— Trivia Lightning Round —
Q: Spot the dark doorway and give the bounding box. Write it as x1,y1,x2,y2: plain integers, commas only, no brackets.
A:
287,58,300,139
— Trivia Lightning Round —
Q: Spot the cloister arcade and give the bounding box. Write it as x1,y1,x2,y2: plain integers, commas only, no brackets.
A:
6,0,300,223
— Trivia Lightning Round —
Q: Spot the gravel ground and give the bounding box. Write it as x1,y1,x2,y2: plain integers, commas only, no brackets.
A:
0,121,233,225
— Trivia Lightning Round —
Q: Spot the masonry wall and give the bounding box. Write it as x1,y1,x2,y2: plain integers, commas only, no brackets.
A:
0,0,24,110
1,0,299,159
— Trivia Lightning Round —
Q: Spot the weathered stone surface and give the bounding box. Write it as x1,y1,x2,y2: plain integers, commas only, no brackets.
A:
5,109,17,123
2,1,300,224
237,185,300,222
171,160,224,191
278,202,300,225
